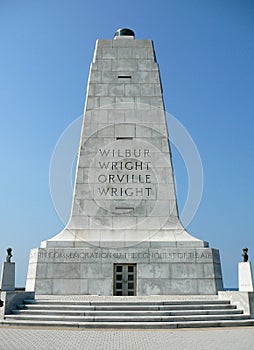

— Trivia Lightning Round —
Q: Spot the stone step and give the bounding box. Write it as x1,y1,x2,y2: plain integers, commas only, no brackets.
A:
5,314,249,322
11,308,243,317
19,303,237,311
4,297,252,329
2,319,254,329
23,299,230,306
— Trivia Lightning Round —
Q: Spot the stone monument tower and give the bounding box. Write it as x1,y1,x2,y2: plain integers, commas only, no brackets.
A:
26,29,223,295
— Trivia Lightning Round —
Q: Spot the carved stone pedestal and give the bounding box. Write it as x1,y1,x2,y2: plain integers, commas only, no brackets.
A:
1,262,15,291
239,262,254,292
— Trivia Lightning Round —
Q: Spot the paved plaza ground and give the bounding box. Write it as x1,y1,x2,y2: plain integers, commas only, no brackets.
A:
0,326,253,350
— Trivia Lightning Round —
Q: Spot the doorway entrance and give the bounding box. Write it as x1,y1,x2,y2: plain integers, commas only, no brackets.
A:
113,264,137,296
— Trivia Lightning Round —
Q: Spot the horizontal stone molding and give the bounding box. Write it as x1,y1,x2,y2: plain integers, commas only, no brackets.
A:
29,247,219,264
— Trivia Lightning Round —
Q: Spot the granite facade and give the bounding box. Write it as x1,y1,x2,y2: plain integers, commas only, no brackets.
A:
26,33,223,295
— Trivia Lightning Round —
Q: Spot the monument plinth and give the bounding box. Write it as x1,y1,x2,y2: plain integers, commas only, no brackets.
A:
26,29,223,295
1,249,15,291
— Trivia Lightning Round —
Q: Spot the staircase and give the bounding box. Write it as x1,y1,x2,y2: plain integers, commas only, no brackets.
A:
2,296,254,329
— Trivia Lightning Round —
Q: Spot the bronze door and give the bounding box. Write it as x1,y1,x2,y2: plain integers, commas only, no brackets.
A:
114,264,136,296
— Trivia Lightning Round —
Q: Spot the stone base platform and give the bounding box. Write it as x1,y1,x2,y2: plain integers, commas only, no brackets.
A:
3,294,254,329
26,245,223,295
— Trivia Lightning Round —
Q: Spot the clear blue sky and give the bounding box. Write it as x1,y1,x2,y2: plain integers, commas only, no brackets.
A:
0,0,253,288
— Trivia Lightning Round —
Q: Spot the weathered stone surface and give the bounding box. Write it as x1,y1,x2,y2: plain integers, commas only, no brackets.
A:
0,291,35,319
1,262,15,291
219,291,254,317
26,247,222,295
239,262,254,292
26,32,223,295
